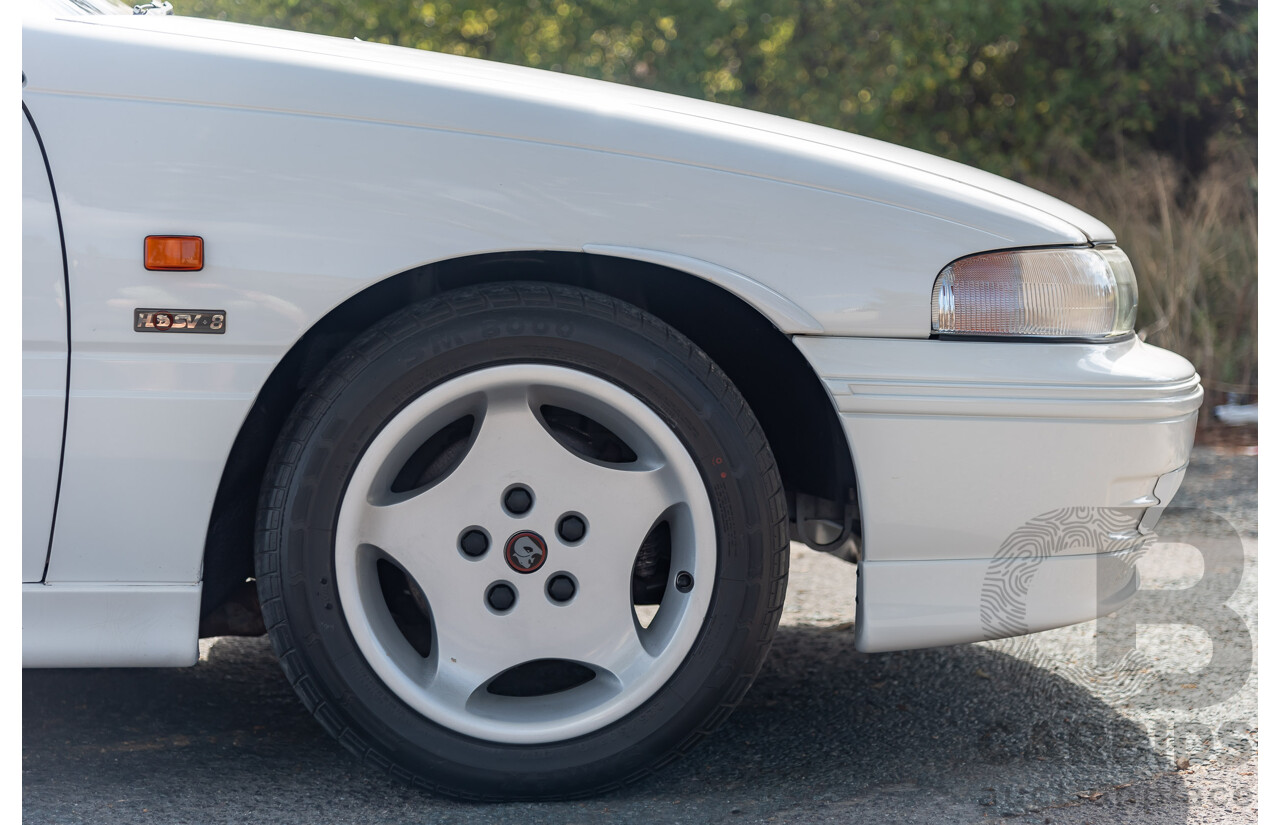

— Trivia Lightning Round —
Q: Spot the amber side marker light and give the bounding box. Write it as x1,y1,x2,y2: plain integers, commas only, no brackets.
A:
144,235,204,271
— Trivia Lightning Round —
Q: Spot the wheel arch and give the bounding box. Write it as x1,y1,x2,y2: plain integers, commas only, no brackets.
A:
199,251,859,626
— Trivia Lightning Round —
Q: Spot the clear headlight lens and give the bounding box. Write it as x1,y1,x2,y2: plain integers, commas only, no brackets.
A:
931,247,1138,339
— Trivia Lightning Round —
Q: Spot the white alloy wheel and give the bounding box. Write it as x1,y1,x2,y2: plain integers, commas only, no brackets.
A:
334,363,717,743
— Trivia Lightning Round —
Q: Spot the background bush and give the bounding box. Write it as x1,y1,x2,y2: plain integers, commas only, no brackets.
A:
187,0,1255,177
187,0,1258,420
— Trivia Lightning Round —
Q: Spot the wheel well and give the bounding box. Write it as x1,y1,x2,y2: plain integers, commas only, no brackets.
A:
199,252,858,624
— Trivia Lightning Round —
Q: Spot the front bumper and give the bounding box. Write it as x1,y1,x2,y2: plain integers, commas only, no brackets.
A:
793,335,1201,653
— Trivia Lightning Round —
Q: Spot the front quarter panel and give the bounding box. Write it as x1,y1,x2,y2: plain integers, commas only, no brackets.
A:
23,15,1095,589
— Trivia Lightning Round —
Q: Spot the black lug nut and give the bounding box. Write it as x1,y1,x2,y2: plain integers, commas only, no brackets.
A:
460,529,489,557
487,583,516,612
547,574,576,603
557,514,587,543
675,571,694,593
504,486,533,515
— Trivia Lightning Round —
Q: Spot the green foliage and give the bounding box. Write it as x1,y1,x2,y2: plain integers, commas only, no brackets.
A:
184,0,1255,178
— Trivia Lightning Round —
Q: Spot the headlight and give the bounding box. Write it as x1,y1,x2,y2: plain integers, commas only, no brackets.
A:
931,247,1138,339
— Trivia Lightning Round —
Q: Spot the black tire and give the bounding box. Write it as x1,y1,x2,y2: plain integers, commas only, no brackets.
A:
255,282,788,799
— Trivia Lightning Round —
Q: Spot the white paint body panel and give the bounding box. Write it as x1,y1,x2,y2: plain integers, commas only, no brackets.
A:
793,336,1199,651
21,110,67,583
799,336,1201,557
19,6,1196,665
22,583,201,667
798,335,1200,565
853,548,1143,654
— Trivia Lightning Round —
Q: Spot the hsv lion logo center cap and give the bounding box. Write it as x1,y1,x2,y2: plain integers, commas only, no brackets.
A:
504,531,548,574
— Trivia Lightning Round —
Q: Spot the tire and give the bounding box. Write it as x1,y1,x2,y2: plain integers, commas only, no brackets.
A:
255,282,788,800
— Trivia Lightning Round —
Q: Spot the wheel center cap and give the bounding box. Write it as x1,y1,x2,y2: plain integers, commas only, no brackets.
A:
504,531,548,574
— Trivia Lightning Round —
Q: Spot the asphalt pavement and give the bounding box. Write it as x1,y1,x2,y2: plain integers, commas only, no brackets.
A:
22,446,1257,824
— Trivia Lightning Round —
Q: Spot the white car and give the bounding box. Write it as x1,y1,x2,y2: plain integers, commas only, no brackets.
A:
21,0,1201,799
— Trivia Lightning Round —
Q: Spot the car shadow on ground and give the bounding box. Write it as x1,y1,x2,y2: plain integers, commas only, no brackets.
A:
22,626,1188,824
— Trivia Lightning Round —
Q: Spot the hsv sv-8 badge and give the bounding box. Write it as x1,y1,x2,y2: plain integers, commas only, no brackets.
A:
134,309,226,334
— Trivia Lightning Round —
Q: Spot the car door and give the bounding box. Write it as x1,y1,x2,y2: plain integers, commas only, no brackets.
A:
22,103,69,582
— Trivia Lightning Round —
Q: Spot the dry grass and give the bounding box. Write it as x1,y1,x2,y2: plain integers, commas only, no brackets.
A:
1032,141,1259,426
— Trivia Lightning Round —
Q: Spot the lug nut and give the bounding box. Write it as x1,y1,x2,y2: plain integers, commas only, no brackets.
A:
487,583,516,612
504,486,533,515
675,571,694,593
557,514,587,543
460,529,489,557
547,574,576,603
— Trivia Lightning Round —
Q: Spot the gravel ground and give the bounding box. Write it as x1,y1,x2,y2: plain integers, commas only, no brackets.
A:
22,446,1257,823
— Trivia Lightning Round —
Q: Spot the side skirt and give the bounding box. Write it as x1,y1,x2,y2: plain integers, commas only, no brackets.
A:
23,582,202,667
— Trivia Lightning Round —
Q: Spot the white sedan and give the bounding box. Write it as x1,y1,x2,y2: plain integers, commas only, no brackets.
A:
21,0,1201,799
